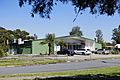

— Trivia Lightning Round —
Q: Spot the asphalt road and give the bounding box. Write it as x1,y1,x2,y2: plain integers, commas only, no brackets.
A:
0,58,120,75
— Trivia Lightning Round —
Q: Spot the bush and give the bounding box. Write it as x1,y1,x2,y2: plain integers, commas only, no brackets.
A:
111,50,120,54
0,49,8,57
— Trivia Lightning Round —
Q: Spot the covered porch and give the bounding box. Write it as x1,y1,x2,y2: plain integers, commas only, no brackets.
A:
55,38,85,51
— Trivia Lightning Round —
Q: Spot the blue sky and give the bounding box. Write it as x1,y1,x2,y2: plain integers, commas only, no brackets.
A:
0,0,120,42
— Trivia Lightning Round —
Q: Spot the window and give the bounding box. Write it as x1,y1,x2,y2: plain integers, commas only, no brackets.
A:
68,45,72,50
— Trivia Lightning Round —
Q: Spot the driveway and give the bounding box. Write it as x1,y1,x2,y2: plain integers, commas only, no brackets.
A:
0,58,120,74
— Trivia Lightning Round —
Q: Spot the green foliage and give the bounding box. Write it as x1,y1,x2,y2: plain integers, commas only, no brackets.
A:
95,29,103,43
40,33,55,55
69,26,83,36
0,28,13,52
0,49,4,57
40,41,47,45
106,42,114,46
112,25,120,44
57,40,67,47
19,0,120,18
101,41,107,49
95,29,105,48
45,33,55,43
0,27,33,53
56,40,67,51
111,50,120,54
46,33,55,55
13,29,29,40
0,49,8,57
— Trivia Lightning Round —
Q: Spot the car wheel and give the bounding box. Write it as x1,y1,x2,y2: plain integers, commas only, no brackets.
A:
82,52,85,55
71,54,74,56
102,52,105,55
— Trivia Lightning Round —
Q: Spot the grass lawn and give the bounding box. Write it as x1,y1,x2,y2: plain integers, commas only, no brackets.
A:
0,58,65,67
0,66,120,80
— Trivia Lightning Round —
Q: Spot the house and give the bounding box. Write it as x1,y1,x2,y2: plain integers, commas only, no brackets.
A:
54,36,95,52
115,44,120,48
10,36,97,54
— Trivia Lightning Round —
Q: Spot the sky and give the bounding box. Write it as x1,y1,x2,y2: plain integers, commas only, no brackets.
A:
0,0,120,42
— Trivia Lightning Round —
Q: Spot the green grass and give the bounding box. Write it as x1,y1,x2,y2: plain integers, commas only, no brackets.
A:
0,66,120,79
0,58,65,67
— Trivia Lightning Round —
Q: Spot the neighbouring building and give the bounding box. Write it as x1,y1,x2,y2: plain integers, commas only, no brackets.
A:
95,43,102,50
115,44,120,48
10,36,100,55
10,39,49,55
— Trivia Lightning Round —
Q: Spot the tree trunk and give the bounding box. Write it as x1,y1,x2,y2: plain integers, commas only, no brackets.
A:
60,46,62,51
48,47,51,55
48,43,51,55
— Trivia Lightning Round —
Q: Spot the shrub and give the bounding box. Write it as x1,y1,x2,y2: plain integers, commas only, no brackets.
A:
111,50,120,54
0,49,8,57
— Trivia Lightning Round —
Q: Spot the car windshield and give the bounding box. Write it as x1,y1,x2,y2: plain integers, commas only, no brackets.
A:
105,49,110,50
77,49,85,51
97,49,103,51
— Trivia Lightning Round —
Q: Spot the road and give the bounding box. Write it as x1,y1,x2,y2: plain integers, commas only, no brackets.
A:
0,58,120,74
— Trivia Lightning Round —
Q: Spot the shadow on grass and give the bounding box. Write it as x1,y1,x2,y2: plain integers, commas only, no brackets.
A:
31,73,120,80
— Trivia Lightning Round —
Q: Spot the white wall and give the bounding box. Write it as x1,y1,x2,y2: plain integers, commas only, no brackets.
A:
54,45,60,52
85,40,95,51
115,44,120,48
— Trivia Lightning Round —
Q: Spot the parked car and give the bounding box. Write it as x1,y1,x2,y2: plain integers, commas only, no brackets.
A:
91,50,97,54
96,49,111,54
57,48,75,56
74,49,91,55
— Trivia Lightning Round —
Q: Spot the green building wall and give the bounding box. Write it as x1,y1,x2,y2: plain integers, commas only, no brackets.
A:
32,40,49,54
17,41,32,54
95,43,102,49
18,47,32,54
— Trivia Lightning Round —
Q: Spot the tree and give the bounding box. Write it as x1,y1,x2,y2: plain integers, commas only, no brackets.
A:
69,26,83,36
0,28,13,52
95,29,106,48
13,29,29,40
112,25,120,44
0,27,34,57
95,29,103,43
33,34,38,40
56,40,67,51
0,26,5,30
19,0,120,18
40,33,55,55
0,27,33,54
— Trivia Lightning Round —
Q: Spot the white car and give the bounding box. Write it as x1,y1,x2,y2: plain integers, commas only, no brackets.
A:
96,49,111,54
74,49,91,55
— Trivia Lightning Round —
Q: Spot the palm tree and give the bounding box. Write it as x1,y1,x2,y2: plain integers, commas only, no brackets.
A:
40,33,55,55
56,40,67,51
